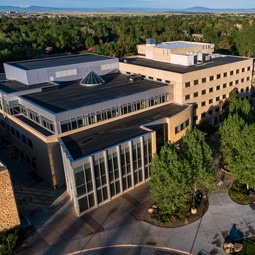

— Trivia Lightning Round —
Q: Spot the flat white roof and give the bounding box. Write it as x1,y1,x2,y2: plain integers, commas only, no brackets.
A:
156,41,207,50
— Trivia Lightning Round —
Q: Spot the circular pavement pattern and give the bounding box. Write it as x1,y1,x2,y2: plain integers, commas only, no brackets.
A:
67,245,191,255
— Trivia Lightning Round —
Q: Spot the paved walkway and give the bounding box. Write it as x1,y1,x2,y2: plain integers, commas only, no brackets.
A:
17,177,255,255
1,144,255,255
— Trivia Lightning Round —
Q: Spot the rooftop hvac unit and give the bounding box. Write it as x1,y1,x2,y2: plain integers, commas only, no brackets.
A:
205,55,211,62
211,53,221,59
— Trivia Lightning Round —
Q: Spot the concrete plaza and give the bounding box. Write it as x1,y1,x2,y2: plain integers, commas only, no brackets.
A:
1,145,255,255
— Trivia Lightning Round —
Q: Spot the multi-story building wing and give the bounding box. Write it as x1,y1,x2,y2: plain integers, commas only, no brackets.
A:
119,39,253,125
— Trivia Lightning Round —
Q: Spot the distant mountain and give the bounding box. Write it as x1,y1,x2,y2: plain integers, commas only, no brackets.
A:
184,6,255,13
0,5,255,13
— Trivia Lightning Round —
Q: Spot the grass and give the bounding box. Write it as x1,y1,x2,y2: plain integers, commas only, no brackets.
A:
228,181,250,205
236,237,255,255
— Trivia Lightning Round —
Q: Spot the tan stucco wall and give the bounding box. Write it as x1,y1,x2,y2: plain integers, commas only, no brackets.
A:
0,167,20,233
167,104,193,142
181,57,253,124
0,115,65,188
120,56,253,125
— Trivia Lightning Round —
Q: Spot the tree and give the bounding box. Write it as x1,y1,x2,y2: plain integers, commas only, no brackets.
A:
230,123,255,190
85,36,95,49
179,128,216,199
219,113,245,166
149,143,190,217
220,98,255,190
149,128,216,219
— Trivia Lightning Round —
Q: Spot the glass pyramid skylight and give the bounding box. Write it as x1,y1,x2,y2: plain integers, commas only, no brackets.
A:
80,71,105,86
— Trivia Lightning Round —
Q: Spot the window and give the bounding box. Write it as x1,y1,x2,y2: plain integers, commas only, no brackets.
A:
230,81,233,86
201,101,206,107
194,103,198,109
10,126,15,135
201,113,206,118
230,71,234,76
108,152,121,197
210,76,214,81
209,99,213,104
223,83,227,88
175,119,189,134
241,88,244,93
16,130,21,139
55,68,77,78
217,74,221,79
157,78,162,82
216,96,220,101
241,78,244,83
202,90,206,95
27,138,33,149
236,69,239,74
194,80,199,85
209,87,213,93
94,158,108,204
133,143,143,184
224,72,227,77
216,85,220,90
194,92,198,98
247,76,250,81
22,134,27,144
144,139,152,179
148,76,153,80
223,94,226,99
248,66,251,71
121,147,132,191
185,95,190,100
185,82,190,88
246,86,250,91
193,116,198,121
235,80,239,85
202,78,206,83
242,68,245,72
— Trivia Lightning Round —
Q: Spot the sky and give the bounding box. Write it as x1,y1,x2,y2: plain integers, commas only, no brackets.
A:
2,0,255,9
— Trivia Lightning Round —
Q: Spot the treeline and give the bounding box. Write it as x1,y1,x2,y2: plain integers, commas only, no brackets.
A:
1,14,255,66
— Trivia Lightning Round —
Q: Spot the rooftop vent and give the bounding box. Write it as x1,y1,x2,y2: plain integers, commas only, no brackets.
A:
128,74,143,82
80,71,105,87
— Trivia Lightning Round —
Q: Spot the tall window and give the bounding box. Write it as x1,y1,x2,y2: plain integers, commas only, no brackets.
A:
133,143,143,185
108,152,120,197
75,163,95,213
94,158,108,204
144,139,152,179
121,148,132,191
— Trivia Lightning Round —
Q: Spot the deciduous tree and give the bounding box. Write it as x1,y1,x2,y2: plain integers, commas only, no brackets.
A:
149,143,190,217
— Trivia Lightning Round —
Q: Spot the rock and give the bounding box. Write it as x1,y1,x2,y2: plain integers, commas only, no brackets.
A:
148,208,154,213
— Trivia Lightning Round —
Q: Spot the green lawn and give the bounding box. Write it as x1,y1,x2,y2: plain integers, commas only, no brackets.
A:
228,181,249,205
236,237,255,255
